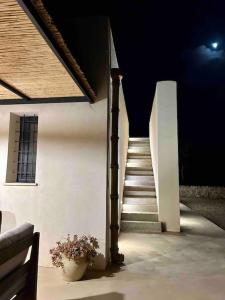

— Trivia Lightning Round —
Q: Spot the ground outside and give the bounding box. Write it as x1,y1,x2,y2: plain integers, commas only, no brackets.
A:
38,204,225,300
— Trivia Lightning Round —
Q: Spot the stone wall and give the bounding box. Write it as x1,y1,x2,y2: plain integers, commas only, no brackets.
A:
180,186,225,199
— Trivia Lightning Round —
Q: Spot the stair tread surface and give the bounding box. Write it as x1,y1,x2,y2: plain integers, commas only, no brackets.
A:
122,203,158,213
125,180,155,185
126,171,154,175
122,211,158,215
121,220,162,233
129,137,149,141
123,197,157,202
124,186,155,192
121,137,161,233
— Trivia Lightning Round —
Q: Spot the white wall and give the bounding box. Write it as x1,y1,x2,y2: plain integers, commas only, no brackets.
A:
118,87,129,223
150,81,180,232
0,101,108,269
110,32,129,228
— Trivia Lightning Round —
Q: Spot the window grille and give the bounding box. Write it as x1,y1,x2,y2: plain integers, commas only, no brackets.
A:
16,116,38,183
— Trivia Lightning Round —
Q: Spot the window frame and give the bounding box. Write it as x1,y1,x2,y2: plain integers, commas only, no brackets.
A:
5,113,39,185
16,115,38,183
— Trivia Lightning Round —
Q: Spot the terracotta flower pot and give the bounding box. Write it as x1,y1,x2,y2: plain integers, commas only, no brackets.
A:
61,256,88,282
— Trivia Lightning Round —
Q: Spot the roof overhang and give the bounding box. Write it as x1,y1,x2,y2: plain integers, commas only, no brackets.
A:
0,0,96,104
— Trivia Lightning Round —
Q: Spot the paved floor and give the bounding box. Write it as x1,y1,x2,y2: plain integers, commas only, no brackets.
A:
182,196,225,230
38,204,225,300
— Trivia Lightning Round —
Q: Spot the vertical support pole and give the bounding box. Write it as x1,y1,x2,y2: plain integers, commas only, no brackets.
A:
110,68,124,264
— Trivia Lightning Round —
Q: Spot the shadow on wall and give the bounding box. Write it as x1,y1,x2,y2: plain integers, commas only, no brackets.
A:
67,293,124,300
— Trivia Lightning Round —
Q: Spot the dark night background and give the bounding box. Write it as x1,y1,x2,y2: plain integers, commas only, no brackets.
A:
42,0,225,186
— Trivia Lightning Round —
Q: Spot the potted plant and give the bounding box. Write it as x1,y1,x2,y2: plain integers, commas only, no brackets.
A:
50,234,99,281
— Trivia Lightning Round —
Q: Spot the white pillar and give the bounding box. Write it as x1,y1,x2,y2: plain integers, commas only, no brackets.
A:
150,81,180,232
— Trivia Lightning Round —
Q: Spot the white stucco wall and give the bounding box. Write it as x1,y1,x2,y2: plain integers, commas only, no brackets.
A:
150,81,180,232
0,100,108,269
110,32,129,228
118,87,129,223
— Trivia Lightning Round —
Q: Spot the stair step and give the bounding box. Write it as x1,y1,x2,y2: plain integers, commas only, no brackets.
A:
126,167,153,173
125,174,154,179
123,197,157,205
124,190,156,197
128,154,151,159
128,145,150,150
129,145,149,149
127,162,152,168
128,147,150,151
125,181,155,189
127,161,152,166
129,138,149,143
124,184,155,191
126,170,153,176
127,161,152,167
128,148,150,154
127,158,152,163
125,175,154,182
126,170,154,176
122,211,158,221
123,203,157,213
128,153,150,158
127,155,151,159
129,139,149,142
121,220,162,233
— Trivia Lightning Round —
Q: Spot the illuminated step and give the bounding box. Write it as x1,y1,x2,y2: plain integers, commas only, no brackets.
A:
125,184,155,192
126,170,154,176
122,203,158,213
121,220,162,233
126,165,153,172
123,197,157,206
128,145,150,150
128,150,150,157
127,158,151,163
124,184,155,191
125,176,155,188
129,142,149,146
127,155,151,159
125,175,155,182
122,211,158,221
126,162,152,169
128,147,150,153
129,137,149,143
124,190,156,197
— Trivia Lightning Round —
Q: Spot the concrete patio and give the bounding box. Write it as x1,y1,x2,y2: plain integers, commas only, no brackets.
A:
38,204,225,300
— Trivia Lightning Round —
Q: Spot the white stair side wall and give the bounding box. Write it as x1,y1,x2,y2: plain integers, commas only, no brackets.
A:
111,31,129,232
118,85,129,226
149,81,180,232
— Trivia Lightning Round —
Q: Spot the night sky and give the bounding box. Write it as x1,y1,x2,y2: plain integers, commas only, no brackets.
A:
110,0,225,186
44,0,225,186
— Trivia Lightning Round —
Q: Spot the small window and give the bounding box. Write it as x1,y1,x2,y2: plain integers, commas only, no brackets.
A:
6,114,38,183
17,116,38,183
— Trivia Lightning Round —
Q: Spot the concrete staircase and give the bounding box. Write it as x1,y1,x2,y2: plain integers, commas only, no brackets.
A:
121,137,162,233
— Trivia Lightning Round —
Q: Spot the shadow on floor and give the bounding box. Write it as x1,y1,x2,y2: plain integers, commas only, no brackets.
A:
67,292,124,300
83,264,124,281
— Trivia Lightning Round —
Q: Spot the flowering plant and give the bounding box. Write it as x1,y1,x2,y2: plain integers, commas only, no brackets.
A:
50,234,99,268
